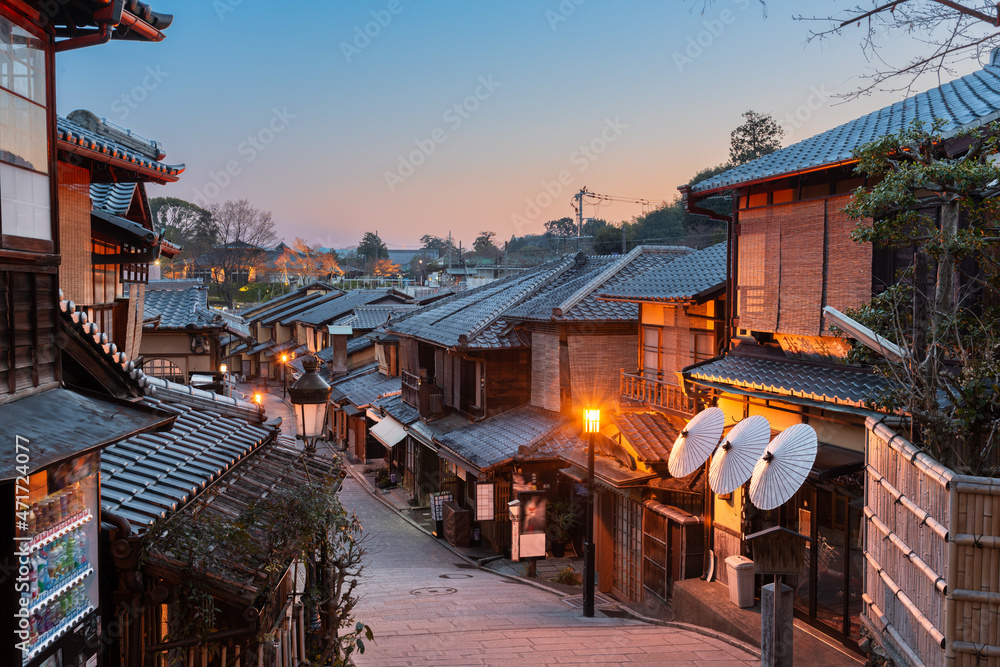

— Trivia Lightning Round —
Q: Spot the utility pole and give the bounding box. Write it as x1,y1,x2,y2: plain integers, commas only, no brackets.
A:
622,223,626,254
575,187,587,252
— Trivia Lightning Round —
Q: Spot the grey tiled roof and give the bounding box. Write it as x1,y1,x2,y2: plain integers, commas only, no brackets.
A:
691,52,1000,194
599,242,727,303
506,247,692,322
527,424,657,488
612,411,683,464
290,290,408,326
346,335,375,355
239,282,339,319
90,183,137,215
387,261,569,348
143,284,214,329
335,304,420,329
333,364,401,408
408,412,472,448
434,405,566,471
372,393,420,425
258,292,341,326
56,116,184,178
685,354,885,409
100,400,275,527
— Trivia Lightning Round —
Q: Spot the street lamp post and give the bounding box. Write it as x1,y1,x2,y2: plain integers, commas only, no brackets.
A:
220,363,228,397
583,407,600,618
281,353,288,400
288,357,332,453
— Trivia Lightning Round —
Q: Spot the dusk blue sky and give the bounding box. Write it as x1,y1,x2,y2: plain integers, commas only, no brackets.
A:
55,1,982,251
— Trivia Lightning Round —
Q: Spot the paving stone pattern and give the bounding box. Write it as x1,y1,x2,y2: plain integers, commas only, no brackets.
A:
341,477,757,666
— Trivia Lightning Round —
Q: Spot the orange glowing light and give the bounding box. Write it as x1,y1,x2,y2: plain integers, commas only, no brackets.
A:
584,408,601,433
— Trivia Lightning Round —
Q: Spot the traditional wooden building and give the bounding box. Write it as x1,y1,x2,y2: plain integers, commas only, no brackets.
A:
0,3,179,666
674,55,1000,651
136,279,250,384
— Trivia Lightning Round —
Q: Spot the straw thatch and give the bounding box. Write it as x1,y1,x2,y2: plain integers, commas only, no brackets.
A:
864,418,1000,667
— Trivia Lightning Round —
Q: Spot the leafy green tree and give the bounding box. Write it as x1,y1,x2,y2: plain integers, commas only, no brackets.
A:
356,231,389,270
844,121,1000,475
730,110,783,165
544,217,577,238
592,224,634,255
419,234,456,258
150,197,218,275
472,230,502,260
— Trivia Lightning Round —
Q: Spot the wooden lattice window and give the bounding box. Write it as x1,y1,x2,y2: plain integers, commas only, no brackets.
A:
144,358,183,383
612,493,643,602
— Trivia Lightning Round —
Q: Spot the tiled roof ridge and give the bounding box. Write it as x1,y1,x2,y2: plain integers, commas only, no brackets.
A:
58,291,264,422
56,116,184,179
459,257,576,345
553,246,652,317
689,60,1000,195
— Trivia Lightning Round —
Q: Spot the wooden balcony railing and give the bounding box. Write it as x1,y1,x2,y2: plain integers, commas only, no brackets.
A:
401,368,446,419
620,371,696,417
401,369,421,409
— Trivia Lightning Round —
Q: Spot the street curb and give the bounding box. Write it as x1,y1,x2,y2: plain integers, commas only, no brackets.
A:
344,464,762,659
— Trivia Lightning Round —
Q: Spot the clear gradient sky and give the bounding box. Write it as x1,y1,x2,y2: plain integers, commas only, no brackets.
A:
54,0,982,251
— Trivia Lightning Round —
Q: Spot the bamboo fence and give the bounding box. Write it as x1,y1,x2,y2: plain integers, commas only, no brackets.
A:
864,418,1000,667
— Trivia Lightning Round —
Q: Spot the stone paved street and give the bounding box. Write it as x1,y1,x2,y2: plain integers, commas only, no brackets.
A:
340,477,757,666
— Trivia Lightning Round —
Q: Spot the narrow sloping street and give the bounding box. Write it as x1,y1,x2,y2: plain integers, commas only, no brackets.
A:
341,478,757,666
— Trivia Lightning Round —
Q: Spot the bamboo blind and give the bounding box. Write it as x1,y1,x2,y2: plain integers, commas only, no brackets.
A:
57,162,92,305
530,332,560,412
822,196,872,334
777,199,825,335
864,419,1000,667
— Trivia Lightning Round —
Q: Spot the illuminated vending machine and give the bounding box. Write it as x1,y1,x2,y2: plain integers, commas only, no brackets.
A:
3,446,102,667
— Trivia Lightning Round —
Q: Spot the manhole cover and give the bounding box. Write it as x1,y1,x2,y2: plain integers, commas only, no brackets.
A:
410,587,457,596
439,574,472,579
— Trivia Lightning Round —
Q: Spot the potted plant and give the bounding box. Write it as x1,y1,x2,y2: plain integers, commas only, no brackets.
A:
546,499,577,557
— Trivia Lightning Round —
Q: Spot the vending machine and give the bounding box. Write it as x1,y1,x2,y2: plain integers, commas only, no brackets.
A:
4,448,102,667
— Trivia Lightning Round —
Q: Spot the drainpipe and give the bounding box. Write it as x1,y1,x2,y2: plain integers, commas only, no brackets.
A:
678,184,736,350
55,24,113,52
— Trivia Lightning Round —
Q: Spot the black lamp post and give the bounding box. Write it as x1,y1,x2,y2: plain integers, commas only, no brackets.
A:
288,357,331,452
583,407,600,618
281,353,288,399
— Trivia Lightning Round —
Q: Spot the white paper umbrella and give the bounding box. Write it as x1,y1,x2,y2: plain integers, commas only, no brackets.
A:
749,423,818,511
668,407,724,478
709,415,771,495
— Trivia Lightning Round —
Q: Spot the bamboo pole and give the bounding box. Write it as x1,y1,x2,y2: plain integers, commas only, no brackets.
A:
973,492,984,646
863,594,930,667
946,481,959,667
865,551,947,648
950,641,1000,658
866,507,948,594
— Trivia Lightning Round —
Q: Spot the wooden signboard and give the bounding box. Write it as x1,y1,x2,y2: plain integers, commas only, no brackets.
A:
745,526,810,576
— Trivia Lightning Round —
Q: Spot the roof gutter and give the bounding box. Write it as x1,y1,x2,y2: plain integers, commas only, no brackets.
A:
118,9,166,42
55,23,113,52
679,184,733,222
